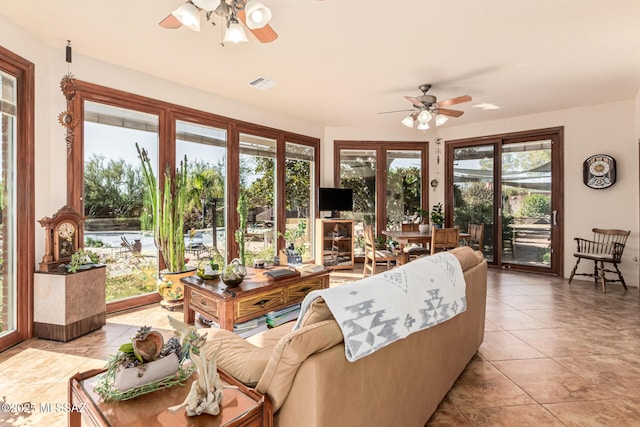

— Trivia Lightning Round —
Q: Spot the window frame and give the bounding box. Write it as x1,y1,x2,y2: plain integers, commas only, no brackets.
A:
0,45,35,350
333,140,428,240
68,81,320,312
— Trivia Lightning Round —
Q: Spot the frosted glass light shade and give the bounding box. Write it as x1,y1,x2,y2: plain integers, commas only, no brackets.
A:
224,22,249,43
417,121,430,130
245,1,272,29
401,115,415,127
417,109,432,123
435,115,449,126
192,0,221,11
172,3,201,31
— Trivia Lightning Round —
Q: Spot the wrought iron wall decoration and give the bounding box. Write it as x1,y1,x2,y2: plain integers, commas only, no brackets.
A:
58,41,78,156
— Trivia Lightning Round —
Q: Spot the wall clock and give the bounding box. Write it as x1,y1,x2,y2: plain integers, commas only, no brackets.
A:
583,154,616,189
38,205,85,272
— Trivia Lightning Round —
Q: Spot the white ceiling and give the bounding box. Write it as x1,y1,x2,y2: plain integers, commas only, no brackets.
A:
2,0,640,129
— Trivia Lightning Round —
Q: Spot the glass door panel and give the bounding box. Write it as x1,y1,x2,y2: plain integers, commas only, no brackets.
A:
239,134,277,265
176,121,227,266
83,101,159,302
452,145,495,261
285,142,314,261
501,140,552,267
0,71,17,338
339,149,376,257
386,150,422,231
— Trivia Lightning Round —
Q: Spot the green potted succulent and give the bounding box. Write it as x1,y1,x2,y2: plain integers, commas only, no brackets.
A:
430,203,445,228
136,143,193,303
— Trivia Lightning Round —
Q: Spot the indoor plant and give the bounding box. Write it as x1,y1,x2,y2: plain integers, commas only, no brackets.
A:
416,208,430,233
136,143,193,303
430,203,445,228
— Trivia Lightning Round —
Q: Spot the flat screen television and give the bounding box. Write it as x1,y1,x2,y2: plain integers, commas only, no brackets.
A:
318,187,353,214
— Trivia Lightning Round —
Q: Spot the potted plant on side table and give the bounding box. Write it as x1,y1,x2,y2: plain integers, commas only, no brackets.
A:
137,143,194,309
416,208,430,233
430,203,445,228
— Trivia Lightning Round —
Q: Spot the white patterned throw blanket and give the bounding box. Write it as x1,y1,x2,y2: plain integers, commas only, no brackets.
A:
293,252,467,362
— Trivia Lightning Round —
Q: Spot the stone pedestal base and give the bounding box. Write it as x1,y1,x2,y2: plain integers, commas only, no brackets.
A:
34,266,106,342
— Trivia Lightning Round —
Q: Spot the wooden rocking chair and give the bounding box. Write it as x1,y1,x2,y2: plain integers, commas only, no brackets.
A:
568,228,630,293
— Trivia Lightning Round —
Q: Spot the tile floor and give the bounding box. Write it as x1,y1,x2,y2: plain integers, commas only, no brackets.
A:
1,268,639,426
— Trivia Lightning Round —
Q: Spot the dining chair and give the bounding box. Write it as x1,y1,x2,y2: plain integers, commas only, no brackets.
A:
430,226,460,255
401,223,430,259
363,224,399,278
466,223,485,252
568,228,631,293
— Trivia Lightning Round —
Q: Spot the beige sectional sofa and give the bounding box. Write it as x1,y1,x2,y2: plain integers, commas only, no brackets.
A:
205,246,487,426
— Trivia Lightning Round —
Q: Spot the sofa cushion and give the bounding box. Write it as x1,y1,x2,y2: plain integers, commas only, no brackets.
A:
296,297,333,327
256,319,343,412
448,246,483,271
204,328,271,387
246,321,295,350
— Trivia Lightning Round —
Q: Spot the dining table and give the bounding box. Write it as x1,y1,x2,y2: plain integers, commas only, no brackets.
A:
382,229,471,264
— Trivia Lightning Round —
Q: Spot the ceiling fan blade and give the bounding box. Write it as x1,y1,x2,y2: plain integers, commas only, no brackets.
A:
405,96,425,108
159,14,183,29
378,109,415,115
438,108,464,118
237,10,278,43
437,95,472,108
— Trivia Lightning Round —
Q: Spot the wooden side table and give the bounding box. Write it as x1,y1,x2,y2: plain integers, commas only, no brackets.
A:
68,368,272,427
181,267,330,330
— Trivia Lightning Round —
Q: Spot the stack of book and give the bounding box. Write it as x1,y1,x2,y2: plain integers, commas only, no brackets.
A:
233,316,269,338
197,313,269,338
265,304,301,328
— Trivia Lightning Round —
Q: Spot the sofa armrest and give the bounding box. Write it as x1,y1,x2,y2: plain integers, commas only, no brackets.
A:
256,319,343,412
204,328,271,387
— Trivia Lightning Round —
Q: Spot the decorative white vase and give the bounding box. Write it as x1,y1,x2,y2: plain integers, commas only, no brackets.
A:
115,352,179,392
418,224,430,233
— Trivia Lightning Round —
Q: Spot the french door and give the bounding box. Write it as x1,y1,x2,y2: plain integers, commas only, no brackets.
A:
446,127,564,275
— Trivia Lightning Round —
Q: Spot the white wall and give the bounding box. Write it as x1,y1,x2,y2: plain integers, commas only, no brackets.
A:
1,16,323,264
327,100,640,286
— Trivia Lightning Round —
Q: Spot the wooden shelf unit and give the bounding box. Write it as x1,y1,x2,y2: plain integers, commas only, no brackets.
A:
315,218,354,270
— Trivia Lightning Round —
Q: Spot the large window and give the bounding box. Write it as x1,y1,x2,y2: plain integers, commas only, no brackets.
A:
239,134,277,265
285,142,314,261
176,120,227,262
69,82,319,312
0,70,18,339
83,101,160,303
0,47,34,351
335,142,427,257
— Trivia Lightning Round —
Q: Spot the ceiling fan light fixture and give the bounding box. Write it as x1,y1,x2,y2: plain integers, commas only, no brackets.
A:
401,115,415,128
245,0,272,29
417,121,430,130
417,109,432,123
172,2,201,31
192,0,221,11
224,20,249,43
435,115,449,126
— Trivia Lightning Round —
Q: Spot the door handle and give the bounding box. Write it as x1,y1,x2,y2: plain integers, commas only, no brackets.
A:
552,210,558,226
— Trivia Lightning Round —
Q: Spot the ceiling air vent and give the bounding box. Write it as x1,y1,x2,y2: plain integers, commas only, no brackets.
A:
248,77,277,90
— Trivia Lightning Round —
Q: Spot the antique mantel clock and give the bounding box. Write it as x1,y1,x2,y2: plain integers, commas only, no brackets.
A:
38,205,85,272
583,154,616,189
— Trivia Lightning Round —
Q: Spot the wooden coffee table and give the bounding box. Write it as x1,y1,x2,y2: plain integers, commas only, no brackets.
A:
68,368,272,427
181,267,330,331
